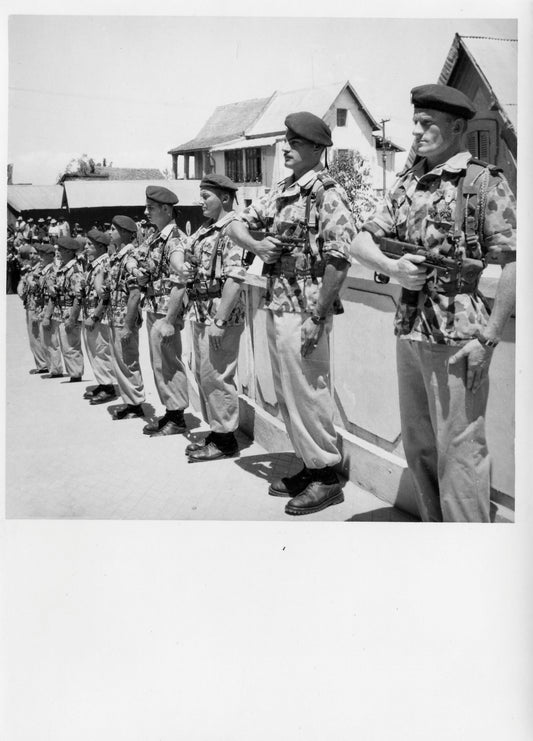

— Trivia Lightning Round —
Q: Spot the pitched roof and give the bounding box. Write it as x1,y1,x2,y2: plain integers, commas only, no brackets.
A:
94,167,165,180
247,81,379,137
439,34,517,131
168,96,272,153
7,185,64,212
63,179,201,209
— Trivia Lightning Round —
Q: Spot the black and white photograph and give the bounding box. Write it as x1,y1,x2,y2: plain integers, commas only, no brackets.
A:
3,3,532,740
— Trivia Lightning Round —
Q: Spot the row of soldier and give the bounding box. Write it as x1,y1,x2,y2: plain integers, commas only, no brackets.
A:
17,85,517,521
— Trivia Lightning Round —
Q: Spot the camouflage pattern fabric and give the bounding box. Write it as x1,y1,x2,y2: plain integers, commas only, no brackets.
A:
36,262,57,320
48,259,85,322
83,253,110,320
241,166,355,313
106,243,139,329
135,221,187,315
363,151,516,345
23,263,44,312
169,211,247,326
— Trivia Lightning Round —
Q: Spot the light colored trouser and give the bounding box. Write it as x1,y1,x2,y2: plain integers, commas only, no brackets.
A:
192,322,243,434
26,310,48,370
397,338,491,523
40,318,63,375
83,322,115,386
56,319,84,378
109,324,145,406
266,310,341,470
146,311,189,411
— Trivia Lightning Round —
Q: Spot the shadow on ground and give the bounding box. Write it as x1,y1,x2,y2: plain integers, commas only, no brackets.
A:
346,507,419,522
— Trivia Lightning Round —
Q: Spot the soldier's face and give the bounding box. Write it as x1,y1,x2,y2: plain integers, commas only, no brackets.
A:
282,136,320,174
412,109,458,160
199,188,224,220
86,240,98,260
57,248,70,264
144,199,170,229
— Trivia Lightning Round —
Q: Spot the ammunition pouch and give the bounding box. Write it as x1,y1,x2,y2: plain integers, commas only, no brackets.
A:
187,277,225,302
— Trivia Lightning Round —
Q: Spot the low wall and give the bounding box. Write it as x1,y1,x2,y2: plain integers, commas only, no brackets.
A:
182,263,515,522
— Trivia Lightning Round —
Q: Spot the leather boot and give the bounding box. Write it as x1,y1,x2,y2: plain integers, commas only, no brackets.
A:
268,466,314,497
187,432,238,461
149,410,187,437
112,404,144,420
285,468,344,515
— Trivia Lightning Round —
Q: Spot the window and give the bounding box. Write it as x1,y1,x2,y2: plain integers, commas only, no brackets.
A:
466,118,498,162
244,147,262,183
336,108,347,127
224,150,244,182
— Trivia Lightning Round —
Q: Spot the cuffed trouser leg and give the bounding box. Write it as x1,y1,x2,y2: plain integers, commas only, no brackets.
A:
146,311,189,411
83,322,115,385
192,322,243,433
109,324,145,406
266,310,341,470
26,310,48,370
40,320,63,375
397,338,491,523
57,321,84,378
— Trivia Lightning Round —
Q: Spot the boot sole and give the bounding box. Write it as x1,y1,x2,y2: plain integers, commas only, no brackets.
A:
285,491,345,516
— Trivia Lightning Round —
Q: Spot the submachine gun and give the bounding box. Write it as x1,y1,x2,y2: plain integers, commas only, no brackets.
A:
244,230,307,275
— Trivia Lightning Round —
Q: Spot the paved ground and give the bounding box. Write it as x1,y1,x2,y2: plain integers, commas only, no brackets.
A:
5,295,416,521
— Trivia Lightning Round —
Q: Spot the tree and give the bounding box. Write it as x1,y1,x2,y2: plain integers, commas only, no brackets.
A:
328,150,378,229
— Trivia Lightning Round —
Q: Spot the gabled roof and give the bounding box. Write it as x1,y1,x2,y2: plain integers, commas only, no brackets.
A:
63,179,200,209
95,167,165,180
439,34,517,131
168,96,272,153
246,81,379,137
7,185,64,212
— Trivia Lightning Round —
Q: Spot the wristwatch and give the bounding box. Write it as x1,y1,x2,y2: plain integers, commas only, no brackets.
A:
214,318,228,328
310,314,326,325
474,329,499,348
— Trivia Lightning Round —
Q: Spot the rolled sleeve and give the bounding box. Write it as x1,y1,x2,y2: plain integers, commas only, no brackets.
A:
318,187,357,261
482,176,516,260
222,237,247,281
241,195,269,231
362,191,396,240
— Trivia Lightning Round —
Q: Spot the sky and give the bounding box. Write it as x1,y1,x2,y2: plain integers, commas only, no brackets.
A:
6,13,519,184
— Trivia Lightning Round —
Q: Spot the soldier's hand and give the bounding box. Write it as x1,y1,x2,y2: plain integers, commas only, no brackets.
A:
84,318,96,332
301,317,323,357
449,339,494,393
208,322,226,351
155,318,175,343
391,254,427,290
176,263,194,283
120,326,133,344
255,237,283,264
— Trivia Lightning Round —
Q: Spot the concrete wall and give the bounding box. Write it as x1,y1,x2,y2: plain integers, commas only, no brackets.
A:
181,266,515,522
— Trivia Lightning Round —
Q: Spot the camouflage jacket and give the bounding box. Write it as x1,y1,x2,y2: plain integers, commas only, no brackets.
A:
83,253,110,321
21,263,43,311
241,166,355,313
170,211,247,326
135,221,187,315
363,151,516,345
37,263,57,319
106,243,140,329
47,258,85,322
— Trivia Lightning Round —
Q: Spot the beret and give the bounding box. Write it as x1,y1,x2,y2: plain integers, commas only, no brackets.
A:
146,185,179,205
200,173,239,193
57,236,80,252
35,243,55,254
411,84,476,120
284,111,332,146
87,228,111,246
112,214,138,233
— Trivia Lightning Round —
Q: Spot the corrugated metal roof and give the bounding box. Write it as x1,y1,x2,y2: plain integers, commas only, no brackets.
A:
64,179,202,209
210,135,280,152
246,81,379,137
7,185,64,212
168,96,272,153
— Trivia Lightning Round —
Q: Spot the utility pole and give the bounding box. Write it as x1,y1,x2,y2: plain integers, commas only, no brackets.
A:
380,118,390,195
